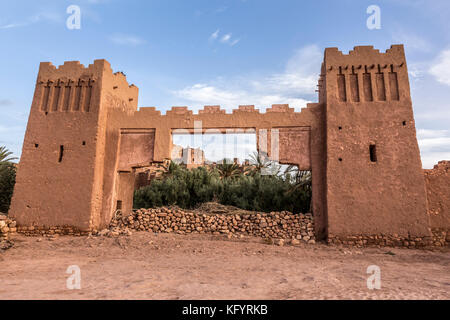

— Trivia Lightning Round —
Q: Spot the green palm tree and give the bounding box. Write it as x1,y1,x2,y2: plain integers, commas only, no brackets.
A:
246,151,281,176
284,165,312,193
216,159,241,179
246,151,269,175
0,146,17,164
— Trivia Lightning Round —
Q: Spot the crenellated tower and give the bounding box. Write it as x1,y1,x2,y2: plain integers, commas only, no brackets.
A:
321,45,430,238
9,60,138,230
9,45,440,241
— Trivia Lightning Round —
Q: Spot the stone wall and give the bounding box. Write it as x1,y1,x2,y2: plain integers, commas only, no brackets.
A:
327,230,449,248
8,45,448,244
0,215,16,240
5,206,449,248
108,207,316,244
0,214,17,249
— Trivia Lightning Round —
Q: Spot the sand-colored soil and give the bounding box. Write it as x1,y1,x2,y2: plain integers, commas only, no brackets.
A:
0,232,449,300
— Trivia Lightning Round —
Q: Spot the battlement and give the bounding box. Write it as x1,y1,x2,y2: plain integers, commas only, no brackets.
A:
198,105,226,114
136,104,312,116
322,45,408,104
11,44,440,241
35,59,138,114
38,60,136,88
324,45,406,64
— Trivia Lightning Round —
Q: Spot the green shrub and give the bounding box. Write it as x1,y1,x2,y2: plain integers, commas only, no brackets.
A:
0,163,16,213
134,163,311,214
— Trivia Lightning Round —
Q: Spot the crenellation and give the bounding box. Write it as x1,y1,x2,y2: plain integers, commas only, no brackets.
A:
199,105,226,114
8,45,449,246
166,106,193,116
232,105,259,114
266,104,294,113
137,107,161,116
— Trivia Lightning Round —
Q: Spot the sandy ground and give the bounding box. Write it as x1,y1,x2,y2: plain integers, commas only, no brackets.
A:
0,232,449,300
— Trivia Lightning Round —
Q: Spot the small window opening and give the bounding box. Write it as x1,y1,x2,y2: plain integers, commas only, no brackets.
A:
82,141,86,146
402,121,406,126
34,143,39,148
338,126,342,130
338,157,343,162
370,144,377,162
116,200,122,210
58,145,64,162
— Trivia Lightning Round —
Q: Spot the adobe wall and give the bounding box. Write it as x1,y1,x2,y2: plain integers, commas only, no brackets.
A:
322,45,430,238
424,161,450,230
8,61,106,230
104,103,327,237
9,44,448,244
9,60,138,230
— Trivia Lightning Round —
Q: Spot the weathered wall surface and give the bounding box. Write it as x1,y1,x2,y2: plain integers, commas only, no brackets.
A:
8,60,138,230
424,161,450,230
322,45,430,238
8,61,106,230
104,103,327,237
9,44,448,244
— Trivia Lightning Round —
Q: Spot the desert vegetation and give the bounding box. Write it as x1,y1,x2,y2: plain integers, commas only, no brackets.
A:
0,146,17,213
134,154,312,214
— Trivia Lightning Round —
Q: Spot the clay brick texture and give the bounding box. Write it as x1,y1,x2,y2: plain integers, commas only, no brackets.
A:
8,45,449,243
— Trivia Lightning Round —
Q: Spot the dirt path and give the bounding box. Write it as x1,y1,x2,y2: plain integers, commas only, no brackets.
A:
0,233,449,300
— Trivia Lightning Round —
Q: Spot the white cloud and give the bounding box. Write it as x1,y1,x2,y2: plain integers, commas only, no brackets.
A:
0,11,63,29
429,49,450,86
221,33,232,43
209,29,219,41
109,33,146,46
210,30,240,46
172,45,321,111
417,129,450,168
0,23,23,29
230,38,240,46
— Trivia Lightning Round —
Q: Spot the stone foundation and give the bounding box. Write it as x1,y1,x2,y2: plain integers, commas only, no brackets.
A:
4,207,449,249
0,215,17,241
327,229,449,248
108,207,316,244
15,226,90,237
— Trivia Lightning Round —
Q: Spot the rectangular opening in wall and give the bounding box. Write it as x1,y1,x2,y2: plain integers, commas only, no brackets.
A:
84,83,93,112
389,71,399,101
376,72,386,101
52,84,61,112
41,82,51,112
73,82,82,111
63,83,72,111
369,144,377,163
363,73,373,101
350,74,360,102
116,200,122,210
171,130,257,167
58,145,64,162
337,74,347,102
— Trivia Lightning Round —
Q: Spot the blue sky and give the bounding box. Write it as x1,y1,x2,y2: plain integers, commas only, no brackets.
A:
0,0,449,167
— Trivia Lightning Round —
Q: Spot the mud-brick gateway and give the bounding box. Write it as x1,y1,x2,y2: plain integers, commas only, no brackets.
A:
8,45,450,244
